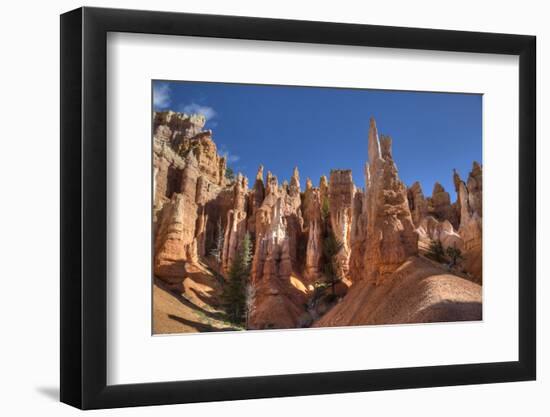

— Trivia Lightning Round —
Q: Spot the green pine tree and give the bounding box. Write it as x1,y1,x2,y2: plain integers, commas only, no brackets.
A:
319,196,343,296
222,232,253,326
322,233,344,296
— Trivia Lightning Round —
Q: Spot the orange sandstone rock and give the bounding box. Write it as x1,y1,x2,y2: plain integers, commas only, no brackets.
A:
363,118,418,284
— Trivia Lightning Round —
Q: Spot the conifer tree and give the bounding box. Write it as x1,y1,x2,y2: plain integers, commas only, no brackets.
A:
322,233,344,296
321,196,330,224
222,232,253,326
319,196,343,296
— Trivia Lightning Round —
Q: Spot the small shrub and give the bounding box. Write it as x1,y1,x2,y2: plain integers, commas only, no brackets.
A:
427,239,445,263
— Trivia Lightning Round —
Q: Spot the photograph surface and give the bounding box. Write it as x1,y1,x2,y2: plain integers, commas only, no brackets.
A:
152,81,483,334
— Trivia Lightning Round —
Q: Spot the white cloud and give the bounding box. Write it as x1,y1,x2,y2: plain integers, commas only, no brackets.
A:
153,83,171,109
180,102,217,121
219,144,240,164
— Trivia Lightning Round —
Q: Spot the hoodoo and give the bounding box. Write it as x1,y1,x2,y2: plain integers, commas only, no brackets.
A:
362,118,419,284
152,111,482,333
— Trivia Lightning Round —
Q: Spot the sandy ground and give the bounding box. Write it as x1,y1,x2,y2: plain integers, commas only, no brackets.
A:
153,264,240,334
314,256,482,327
154,256,481,333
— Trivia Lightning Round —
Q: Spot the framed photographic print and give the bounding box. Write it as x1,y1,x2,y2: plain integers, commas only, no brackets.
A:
60,6,536,410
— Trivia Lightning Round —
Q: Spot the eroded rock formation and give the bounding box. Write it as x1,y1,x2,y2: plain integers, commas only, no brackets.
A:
362,119,418,284
417,216,463,252
407,181,428,227
455,163,483,282
221,174,248,273
154,152,200,282
248,196,307,329
328,169,354,278
302,178,323,282
428,182,459,228
153,111,483,331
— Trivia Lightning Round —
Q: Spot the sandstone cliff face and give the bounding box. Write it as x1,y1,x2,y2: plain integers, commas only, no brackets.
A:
245,166,314,330
248,196,307,329
154,110,206,139
154,193,197,283
154,111,227,186
153,112,230,284
154,152,200,282
153,111,482,332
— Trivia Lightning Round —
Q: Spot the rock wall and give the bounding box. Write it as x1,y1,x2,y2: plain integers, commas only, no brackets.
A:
154,111,227,186
153,139,186,211
154,153,200,282
248,196,307,329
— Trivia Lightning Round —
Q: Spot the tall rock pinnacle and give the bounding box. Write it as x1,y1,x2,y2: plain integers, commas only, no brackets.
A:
292,166,300,183
256,165,264,182
368,117,383,166
364,117,418,283
289,166,301,196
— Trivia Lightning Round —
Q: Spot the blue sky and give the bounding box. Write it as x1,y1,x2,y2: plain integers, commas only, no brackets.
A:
153,80,481,201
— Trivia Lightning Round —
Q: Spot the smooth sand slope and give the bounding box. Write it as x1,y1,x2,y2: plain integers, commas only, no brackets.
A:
314,256,482,327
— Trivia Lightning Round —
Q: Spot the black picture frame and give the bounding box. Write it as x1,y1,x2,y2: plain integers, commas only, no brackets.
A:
60,6,536,410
